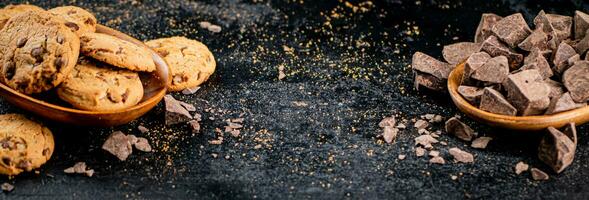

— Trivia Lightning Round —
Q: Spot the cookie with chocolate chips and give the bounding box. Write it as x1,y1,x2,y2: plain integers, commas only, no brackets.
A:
0,114,54,176
49,6,97,36
80,32,156,72
0,10,80,94
57,58,144,111
146,37,216,92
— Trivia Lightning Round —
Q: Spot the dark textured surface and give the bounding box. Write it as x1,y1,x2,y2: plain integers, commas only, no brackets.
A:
1,0,589,199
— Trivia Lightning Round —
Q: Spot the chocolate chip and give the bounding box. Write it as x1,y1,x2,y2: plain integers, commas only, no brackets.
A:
42,148,51,156
17,160,31,169
414,71,445,92
545,92,586,114
84,18,95,25
102,131,134,161
64,22,80,31
121,89,130,103
3,61,16,80
16,37,27,48
56,36,64,44
1,157,11,166
54,57,65,70
31,47,43,58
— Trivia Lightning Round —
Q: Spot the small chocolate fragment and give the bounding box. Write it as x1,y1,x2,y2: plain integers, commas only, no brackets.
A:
134,137,152,152
538,126,577,173
562,122,578,145
415,146,426,157
480,36,524,69
378,116,396,128
574,29,589,55
514,161,529,175
414,134,439,149
137,125,149,134
479,87,517,116
412,52,453,79
463,52,492,83
182,86,201,95
164,95,193,125
518,28,549,51
179,101,196,112
1,183,14,192
458,86,484,105
101,131,134,161
553,42,577,74
64,162,94,177
414,119,429,129
471,56,509,84
522,49,553,79
475,13,503,43
575,11,589,39
442,42,480,64
545,92,586,114
383,126,399,144
414,71,445,92
491,13,532,48
429,156,445,165
471,137,492,149
448,147,474,163
563,61,589,102
445,117,476,141
531,168,549,180
189,120,201,133
503,69,551,116
545,79,565,99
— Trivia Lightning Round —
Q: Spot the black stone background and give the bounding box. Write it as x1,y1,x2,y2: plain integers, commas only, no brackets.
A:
0,0,588,199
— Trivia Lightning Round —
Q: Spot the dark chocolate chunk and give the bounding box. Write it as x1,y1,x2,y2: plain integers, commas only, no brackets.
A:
545,92,586,114
448,147,475,163
518,28,549,51
480,36,524,69
134,137,152,152
562,61,589,102
503,69,551,116
378,116,396,128
479,87,517,116
562,122,578,145
101,131,133,161
16,37,27,48
471,56,509,84
463,52,491,83
538,126,576,173
414,71,445,92
164,95,193,125
412,52,453,79
1,183,14,192
458,85,484,105
475,13,503,43
522,49,553,79
442,42,480,65
575,11,589,40
545,79,565,99
445,117,476,141
491,13,532,48
530,168,549,180
535,10,573,49
554,42,577,74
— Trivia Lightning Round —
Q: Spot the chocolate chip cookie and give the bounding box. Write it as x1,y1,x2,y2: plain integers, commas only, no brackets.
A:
146,37,216,91
57,58,144,112
0,4,44,29
49,6,97,36
0,10,80,94
0,114,54,176
80,32,156,72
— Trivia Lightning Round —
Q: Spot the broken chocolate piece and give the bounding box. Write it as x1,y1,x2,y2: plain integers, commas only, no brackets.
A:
445,117,476,141
164,95,193,125
515,161,529,175
522,49,553,79
379,116,396,128
442,42,480,64
64,162,94,177
530,168,549,180
1,183,14,192
554,42,578,74
538,126,576,173
415,146,426,157
428,150,440,157
518,28,549,51
383,126,399,144
479,87,517,116
563,61,589,102
463,52,492,83
414,134,439,149
545,79,565,99
137,125,149,134
503,69,551,116
412,52,453,79
134,137,152,152
562,122,578,145
458,85,484,105
414,71,445,92
189,120,201,133
475,13,503,43
429,156,445,164
101,131,133,161
414,119,429,129
480,36,524,69
449,147,474,163
182,86,201,95
575,11,589,39
471,56,509,84
535,10,573,49
471,137,492,149
180,101,196,112
567,54,581,66
492,13,532,48
545,92,586,114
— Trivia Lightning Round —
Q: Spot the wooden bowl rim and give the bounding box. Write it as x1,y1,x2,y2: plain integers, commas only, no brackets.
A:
0,25,168,115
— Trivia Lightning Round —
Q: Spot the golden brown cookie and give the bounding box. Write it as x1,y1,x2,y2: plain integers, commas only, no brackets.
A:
0,10,80,94
57,58,144,112
80,32,156,72
49,6,97,36
0,114,54,176
146,37,216,91
0,4,45,29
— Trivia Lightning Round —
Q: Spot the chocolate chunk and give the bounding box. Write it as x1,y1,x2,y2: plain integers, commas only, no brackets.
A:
64,162,94,177
134,137,152,152
101,131,134,161
479,87,517,116
164,95,193,125
562,122,578,145
480,36,524,69
475,13,503,43
414,134,439,149
429,156,445,164
531,168,549,180
442,42,480,64
64,22,80,31
445,117,476,141
383,126,399,144
137,125,149,133
518,28,549,51
471,136,493,149
545,79,565,99
535,10,573,49
575,11,589,39
503,69,551,115
514,161,529,175
448,147,474,163
3,61,15,80
563,61,589,102
378,116,396,128
567,54,581,66
539,126,577,173
415,146,426,157
463,52,492,83
189,120,200,133
179,101,196,112
1,183,14,192
492,13,532,48
181,86,201,95
414,71,445,92
545,92,586,114
458,85,484,105
471,56,509,84
16,37,27,48
574,29,589,55
412,52,453,79
522,50,553,79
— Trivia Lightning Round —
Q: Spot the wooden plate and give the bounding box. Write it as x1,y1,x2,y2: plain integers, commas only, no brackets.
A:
448,62,589,131
0,25,169,127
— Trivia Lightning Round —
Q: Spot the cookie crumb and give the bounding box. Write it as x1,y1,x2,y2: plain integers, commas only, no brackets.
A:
515,161,529,175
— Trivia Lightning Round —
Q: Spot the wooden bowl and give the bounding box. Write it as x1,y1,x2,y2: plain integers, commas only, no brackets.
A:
0,25,169,127
448,62,589,131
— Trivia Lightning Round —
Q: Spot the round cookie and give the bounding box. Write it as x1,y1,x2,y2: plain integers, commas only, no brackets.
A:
0,10,80,94
0,114,54,176
0,4,45,29
49,6,97,36
146,37,216,91
57,58,144,112
79,32,156,72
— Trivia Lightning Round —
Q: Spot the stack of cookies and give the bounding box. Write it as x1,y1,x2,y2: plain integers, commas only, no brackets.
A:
0,4,216,112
